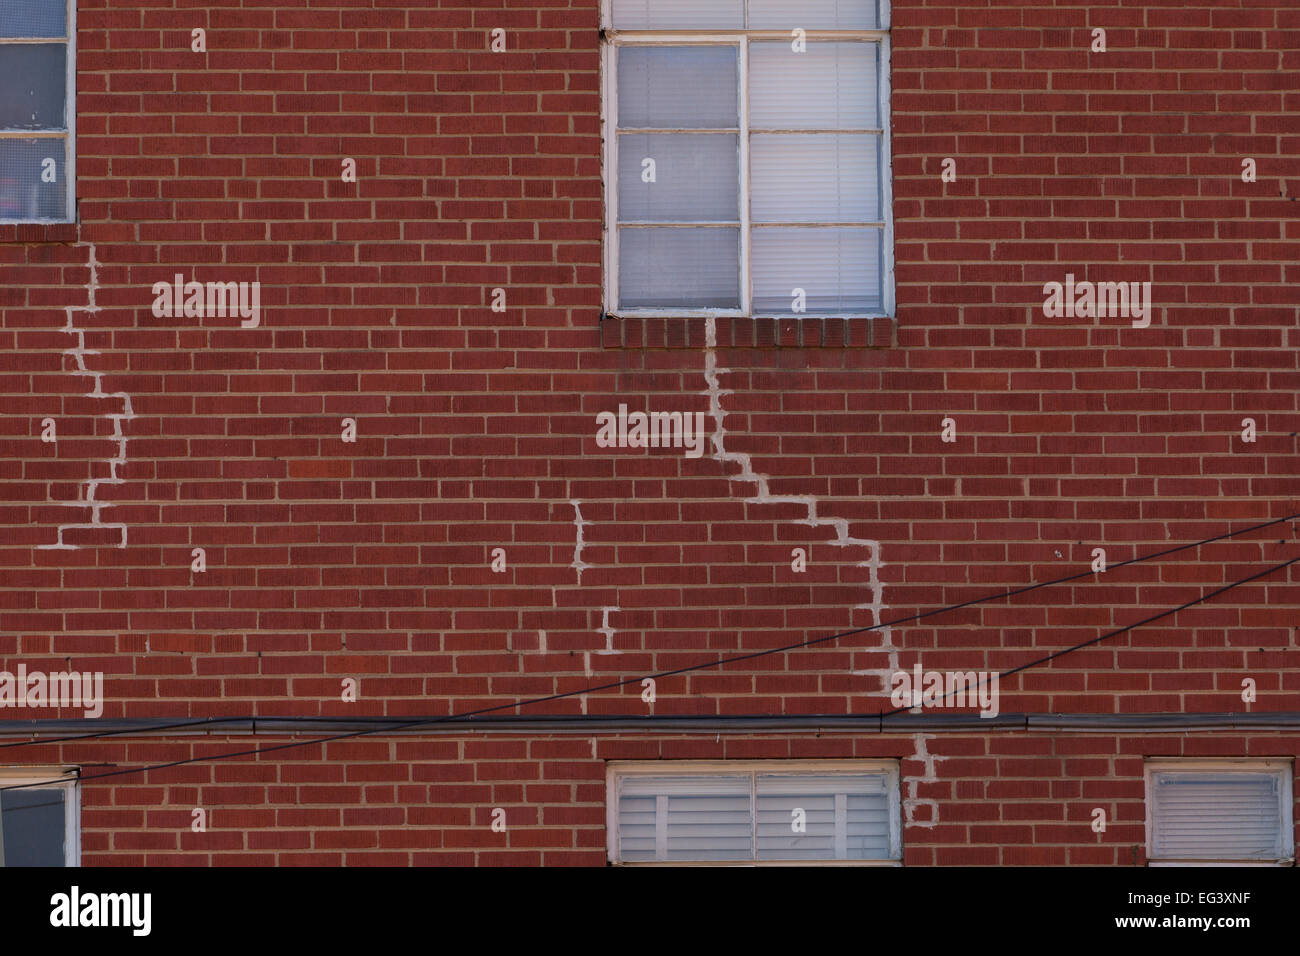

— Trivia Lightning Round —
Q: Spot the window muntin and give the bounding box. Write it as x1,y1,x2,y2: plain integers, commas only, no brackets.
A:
602,1,892,319
0,0,75,223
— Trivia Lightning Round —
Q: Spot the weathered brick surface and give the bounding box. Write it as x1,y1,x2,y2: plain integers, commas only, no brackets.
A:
0,0,1297,863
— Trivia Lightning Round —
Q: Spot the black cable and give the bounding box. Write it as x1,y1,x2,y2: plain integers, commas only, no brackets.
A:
2,509,1295,752
1,543,1293,794
0,714,380,750
880,553,1300,717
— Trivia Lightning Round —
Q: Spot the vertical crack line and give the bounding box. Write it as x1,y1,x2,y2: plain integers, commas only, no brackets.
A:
38,244,134,550
570,498,591,584
904,734,944,829
703,316,895,681
596,606,619,655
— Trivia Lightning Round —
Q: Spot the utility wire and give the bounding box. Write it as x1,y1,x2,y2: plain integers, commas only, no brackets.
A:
880,552,1300,717
0,514,1295,793
3,510,1295,752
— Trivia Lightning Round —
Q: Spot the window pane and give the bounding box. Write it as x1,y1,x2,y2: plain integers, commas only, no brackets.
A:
752,226,881,313
611,0,744,29
0,789,65,866
0,138,67,220
618,46,738,129
751,133,878,222
749,41,877,130
756,790,837,860
619,227,741,309
619,775,752,862
756,774,890,860
0,0,66,38
617,794,658,862
846,791,892,856
748,0,878,30
1152,772,1284,860
618,133,739,222
0,43,67,129
666,792,752,860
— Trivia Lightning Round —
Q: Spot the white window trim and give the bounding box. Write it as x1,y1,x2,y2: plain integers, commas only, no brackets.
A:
606,759,902,866
1144,758,1295,867
0,0,77,225
599,1,895,321
0,766,80,866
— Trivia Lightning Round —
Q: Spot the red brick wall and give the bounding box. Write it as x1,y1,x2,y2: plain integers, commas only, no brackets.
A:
1,0,1298,864
0,730,1286,865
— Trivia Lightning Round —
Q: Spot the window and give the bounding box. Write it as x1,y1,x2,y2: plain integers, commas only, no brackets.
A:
0,0,75,223
0,768,79,866
1145,760,1294,866
601,0,892,318
607,760,901,864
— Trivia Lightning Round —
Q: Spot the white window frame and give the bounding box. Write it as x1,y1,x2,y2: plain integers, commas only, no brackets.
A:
599,0,894,320
0,0,77,224
606,759,902,866
1144,759,1295,867
0,767,80,867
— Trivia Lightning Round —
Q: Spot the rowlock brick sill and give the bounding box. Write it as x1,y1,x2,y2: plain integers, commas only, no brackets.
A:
601,314,896,350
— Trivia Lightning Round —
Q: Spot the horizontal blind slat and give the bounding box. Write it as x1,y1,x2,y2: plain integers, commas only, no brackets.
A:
748,0,878,30
618,46,739,129
749,41,877,130
611,0,744,30
1151,773,1284,859
619,227,741,309
751,133,878,222
751,227,882,313
618,133,739,222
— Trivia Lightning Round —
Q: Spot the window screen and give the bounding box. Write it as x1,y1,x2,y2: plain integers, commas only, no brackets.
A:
0,787,68,867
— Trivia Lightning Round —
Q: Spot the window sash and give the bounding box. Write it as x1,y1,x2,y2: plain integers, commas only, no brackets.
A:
601,2,893,319
608,0,883,32
0,0,76,223
1144,761,1294,866
607,761,901,865
0,768,79,867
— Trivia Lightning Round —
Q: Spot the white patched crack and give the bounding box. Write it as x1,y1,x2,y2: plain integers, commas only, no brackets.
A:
569,498,591,584
702,315,894,682
39,244,134,550
904,733,944,830
703,316,922,817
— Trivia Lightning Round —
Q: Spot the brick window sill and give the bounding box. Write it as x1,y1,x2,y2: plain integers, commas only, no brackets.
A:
0,223,79,243
600,314,895,349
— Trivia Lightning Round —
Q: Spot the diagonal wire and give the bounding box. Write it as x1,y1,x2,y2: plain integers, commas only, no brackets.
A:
3,510,1296,752
0,527,1294,793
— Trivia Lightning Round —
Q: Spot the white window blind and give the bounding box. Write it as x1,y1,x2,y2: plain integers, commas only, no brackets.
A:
604,0,891,318
611,763,900,864
0,0,75,222
756,774,891,860
620,776,753,861
1147,764,1293,865
749,0,879,30
611,0,745,30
